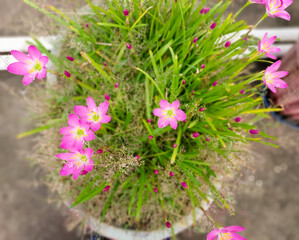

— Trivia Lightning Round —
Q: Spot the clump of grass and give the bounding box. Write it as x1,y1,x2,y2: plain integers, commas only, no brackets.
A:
23,0,279,232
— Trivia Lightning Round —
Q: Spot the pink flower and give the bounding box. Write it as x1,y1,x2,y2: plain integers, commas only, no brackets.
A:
126,43,132,49
199,107,205,112
213,81,218,87
258,33,281,59
103,185,110,192
181,181,188,188
74,97,111,132
56,148,94,180
66,56,74,61
166,222,171,228
154,169,159,174
115,83,119,88
123,9,129,16
234,117,241,122
64,71,71,78
206,137,210,142
182,80,186,85
153,100,187,130
7,45,48,85
210,23,217,30
228,127,233,131
193,37,198,43
169,171,174,177
201,64,205,69
239,89,245,94
207,226,246,240
147,119,152,123
173,144,177,148
193,132,200,138
251,0,266,3
136,155,140,159
225,41,231,48
263,60,288,93
243,37,248,42
265,0,292,21
149,135,154,140
103,62,107,67
154,188,158,193
60,114,95,150
85,24,89,28
105,94,110,101
249,129,259,134
97,149,103,154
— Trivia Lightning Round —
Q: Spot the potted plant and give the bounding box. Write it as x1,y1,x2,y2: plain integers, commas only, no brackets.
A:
6,0,293,239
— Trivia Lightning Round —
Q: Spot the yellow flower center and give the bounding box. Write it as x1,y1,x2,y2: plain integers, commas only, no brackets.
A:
28,60,42,74
80,155,88,162
269,0,282,14
77,128,85,136
219,233,232,240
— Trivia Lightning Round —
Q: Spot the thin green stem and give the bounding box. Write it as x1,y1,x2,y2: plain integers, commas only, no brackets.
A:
234,0,252,19
170,126,182,164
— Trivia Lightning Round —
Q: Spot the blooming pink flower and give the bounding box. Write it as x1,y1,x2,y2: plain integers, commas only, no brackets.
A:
249,129,259,134
234,117,241,122
153,100,187,129
103,185,110,192
60,114,95,150
169,172,174,177
56,148,94,180
123,9,129,16
166,222,171,228
193,132,200,138
258,33,280,59
7,45,48,85
154,169,159,174
210,23,217,30
207,226,246,240
181,181,188,188
66,56,74,61
251,0,266,3
193,37,198,43
263,60,288,93
64,71,71,78
225,41,231,48
265,0,292,21
74,96,111,132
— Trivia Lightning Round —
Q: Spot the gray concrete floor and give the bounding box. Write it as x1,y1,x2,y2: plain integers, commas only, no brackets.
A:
1,1,299,240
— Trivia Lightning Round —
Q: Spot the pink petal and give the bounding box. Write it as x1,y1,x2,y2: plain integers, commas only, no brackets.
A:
61,135,75,150
268,84,277,93
74,105,90,117
265,53,277,60
11,50,32,63
36,67,47,79
230,233,247,240
153,108,164,117
170,100,180,109
283,0,293,8
80,170,89,175
90,122,101,131
39,56,49,66
159,99,170,108
175,109,187,121
273,79,288,88
7,62,31,75
87,96,97,111
158,117,169,128
269,60,281,73
84,130,95,141
28,45,41,60
270,47,281,53
266,35,277,45
98,101,109,114
68,114,79,127
101,115,111,123
223,226,245,233
169,119,178,129
84,159,94,172
79,121,90,130
59,127,72,135
272,71,288,79
72,165,83,180
60,162,74,176
83,148,94,158
207,228,219,240
56,153,76,161
275,10,291,21
22,74,35,85
74,138,84,150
